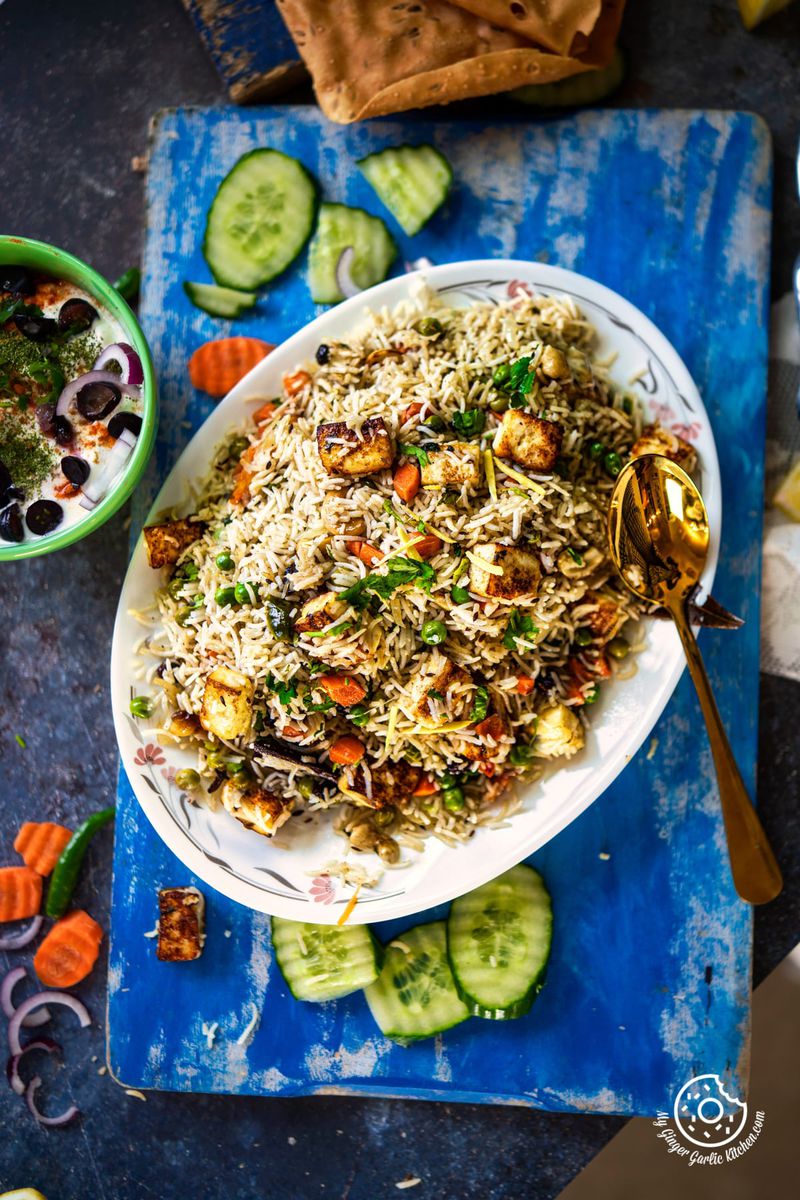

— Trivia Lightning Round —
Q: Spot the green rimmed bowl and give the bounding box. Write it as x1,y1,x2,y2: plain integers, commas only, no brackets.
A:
0,235,157,561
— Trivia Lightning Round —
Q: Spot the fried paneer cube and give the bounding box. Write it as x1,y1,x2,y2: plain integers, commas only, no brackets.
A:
462,713,511,762
348,759,422,810
631,424,697,473
316,417,394,477
419,442,481,489
199,665,254,740
493,410,563,472
295,590,347,635
221,781,293,837
409,652,473,722
156,887,205,962
533,702,585,760
143,518,205,569
469,543,541,603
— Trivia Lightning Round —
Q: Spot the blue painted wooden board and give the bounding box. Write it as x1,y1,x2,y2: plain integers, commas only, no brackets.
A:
181,0,303,101
108,106,771,1114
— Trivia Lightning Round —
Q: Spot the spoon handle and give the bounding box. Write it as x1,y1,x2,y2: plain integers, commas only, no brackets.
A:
669,603,783,905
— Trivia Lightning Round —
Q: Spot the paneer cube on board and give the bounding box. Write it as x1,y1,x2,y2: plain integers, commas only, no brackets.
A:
419,442,481,488
221,781,294,837
493,410,563,472
143,518,205,569
295,590,347,634
631,424,697,473
199,665,254,740
156,887,205,962
533,702,585,759
410,652,472,722
316,417,394,476
469,543,541,602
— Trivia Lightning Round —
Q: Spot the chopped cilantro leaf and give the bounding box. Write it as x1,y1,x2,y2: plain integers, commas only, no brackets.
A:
400,444,430,469
340,557,435,610
503,609,539,650
451,408,486,439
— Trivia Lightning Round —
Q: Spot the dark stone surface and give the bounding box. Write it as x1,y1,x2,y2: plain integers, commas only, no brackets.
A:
0,1,798,1197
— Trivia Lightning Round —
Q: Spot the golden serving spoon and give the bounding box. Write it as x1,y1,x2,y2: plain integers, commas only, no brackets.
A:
607,454,782,905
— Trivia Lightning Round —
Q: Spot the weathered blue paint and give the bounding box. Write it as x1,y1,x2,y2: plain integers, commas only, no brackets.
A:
108,107,771,1114
181,0,301,100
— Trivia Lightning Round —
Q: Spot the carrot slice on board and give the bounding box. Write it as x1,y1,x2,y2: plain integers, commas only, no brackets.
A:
328,736,366,766
33,909,103,988
318,674,368,708
188,337,274,398
14,822,73,877
0,866,42,922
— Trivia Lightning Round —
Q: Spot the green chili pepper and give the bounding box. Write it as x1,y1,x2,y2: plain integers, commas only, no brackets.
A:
266,598,293,642
45,807,116,919
113,267,141,303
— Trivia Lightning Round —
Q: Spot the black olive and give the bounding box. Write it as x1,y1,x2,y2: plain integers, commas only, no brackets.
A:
107,411,143,439
58,297,98,334
61,455,90,486
316,344,330,365
0,266,34,294
0,503,24,543
54,416,73,446
0,460,10,494
36,403,57,437
13,313,57,342
25,499,63,537
76,381,121,420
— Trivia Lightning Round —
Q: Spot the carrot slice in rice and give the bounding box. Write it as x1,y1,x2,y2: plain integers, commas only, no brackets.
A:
0,866,42,922
412,775,438,797
283,369,311,398
318,674,367,708
14,822,73,877
328,735,365,765
252,400,279,424
33,909,103,988
188,337,274,398
345,539,383,567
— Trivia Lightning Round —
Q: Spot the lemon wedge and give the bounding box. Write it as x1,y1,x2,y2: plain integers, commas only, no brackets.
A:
738,0,793,29
773,458,800,521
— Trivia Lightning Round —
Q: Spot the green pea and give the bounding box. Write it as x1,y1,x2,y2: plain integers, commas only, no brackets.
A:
574,627,593,647
181,562,199,580
129,696,153,719
225,759,245,777
206,748,226,770
235,581,259,605
588,440,605,462
228,435,249,459
414,317,443,337
603,450,623,478
167,577,185,600
488,393,510,414
373,808,395,829
215,552,234,571
451,585,470,605
442,786,465,812
175,768,201,792
176,606,193,627
420,619,447,646
438,772,457,787
509,743,534,768
584,684,601,704
348,704,370,727
230,766,253,788
492,363,511,387
215,586,237,607
297,777,316,801
608,636,630,660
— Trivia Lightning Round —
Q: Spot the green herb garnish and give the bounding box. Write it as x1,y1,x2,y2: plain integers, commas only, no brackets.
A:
451,408,486,439
340,557,435,610
400,444,430,469
503,609,539,650
470,686,490,723
266,675,298,706
566,547,583,566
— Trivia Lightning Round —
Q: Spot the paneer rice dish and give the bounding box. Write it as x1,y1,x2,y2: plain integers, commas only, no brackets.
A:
140,288,696,869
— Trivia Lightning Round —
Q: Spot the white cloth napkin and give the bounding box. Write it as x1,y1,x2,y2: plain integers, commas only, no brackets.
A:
761,293,800,682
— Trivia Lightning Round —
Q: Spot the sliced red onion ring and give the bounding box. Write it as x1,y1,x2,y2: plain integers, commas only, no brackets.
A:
94,342,144,386
25,1074,79,1126
1,966,51,1028
7,1036,61,1096
8,991,91,1057
335,247,361,299
56,370,140,418
0,914,42,950
80,426,137,507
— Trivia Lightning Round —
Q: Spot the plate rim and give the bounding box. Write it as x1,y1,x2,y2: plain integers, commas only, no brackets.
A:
111,258,720,922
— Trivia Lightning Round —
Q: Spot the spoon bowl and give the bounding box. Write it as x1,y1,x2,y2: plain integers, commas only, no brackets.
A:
607,454,782,905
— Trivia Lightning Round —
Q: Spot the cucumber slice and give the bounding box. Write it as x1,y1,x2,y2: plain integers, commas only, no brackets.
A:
183,281,257,318
307,203,397,305
203,149,317,289
364,921,469,1043
510,48,626,109
357,144,453,236
271,916,382,1002
447,865,552,1020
